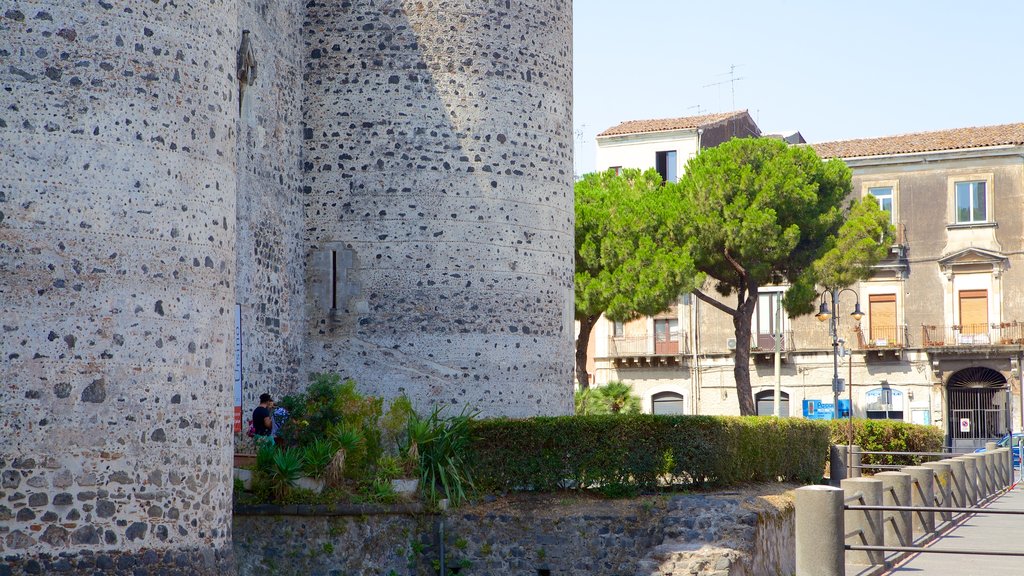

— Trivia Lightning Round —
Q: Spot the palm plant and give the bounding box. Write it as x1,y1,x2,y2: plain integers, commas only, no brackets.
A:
302,438,337,479
414,405,477,506
268,447,305,501
326,425,362,487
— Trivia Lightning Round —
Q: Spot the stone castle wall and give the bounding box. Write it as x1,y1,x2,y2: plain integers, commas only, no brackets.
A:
1,1,241,572
1,0,575,572
300,0,576,417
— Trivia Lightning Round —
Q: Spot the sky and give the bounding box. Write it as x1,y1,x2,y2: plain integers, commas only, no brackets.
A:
572,1,1024,177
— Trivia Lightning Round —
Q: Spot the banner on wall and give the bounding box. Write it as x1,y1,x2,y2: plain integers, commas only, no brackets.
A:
803,399,851,420
234,304,243,432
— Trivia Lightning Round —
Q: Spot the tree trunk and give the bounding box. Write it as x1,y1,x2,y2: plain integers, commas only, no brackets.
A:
575,314,600,391
733,299,757,416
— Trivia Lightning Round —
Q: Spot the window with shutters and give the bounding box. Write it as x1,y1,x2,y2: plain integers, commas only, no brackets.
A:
651,391,686,415
959,290,989,341
868,294,897,346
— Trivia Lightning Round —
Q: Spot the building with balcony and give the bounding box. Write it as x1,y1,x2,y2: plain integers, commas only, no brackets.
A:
584,118,1024,450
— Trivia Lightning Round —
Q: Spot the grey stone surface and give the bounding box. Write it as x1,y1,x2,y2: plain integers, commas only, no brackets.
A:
233,492,796,576
1,0,574,569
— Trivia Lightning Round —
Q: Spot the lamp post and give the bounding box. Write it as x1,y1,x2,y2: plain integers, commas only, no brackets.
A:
816,287,863,419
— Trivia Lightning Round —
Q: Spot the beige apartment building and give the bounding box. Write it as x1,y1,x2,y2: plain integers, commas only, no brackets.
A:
586,117,1024,450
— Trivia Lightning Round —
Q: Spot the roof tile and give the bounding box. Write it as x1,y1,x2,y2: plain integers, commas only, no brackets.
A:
597,110,752,137
811,123,1024,159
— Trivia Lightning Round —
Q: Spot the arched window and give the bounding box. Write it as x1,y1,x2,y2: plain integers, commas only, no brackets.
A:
651,391,685,415
755,390,789,417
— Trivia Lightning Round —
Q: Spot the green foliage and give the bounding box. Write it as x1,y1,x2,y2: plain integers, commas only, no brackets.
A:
278,373,383,481
255,439,277,474
828,418,943,467
302,438,338,479
675,138,895,412
575,381,641,415
381,394,417,454
414,405,477,506
575,168,700,321
469,415,829,494
268,447,305,502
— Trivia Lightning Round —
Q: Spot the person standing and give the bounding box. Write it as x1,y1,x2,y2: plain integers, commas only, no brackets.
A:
252,393,274,438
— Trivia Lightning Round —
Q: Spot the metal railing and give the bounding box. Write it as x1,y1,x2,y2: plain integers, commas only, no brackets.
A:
854,324,909,349
797,442,1021,575
607,333,690,357
921,321,1024,347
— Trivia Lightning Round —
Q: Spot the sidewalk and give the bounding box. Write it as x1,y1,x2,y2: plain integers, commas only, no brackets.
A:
883,480,1024,575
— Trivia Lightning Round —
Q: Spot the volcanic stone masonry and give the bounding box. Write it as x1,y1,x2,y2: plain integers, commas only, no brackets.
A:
0,0,573,573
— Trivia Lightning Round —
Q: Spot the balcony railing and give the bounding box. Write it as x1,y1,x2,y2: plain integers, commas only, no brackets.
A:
920,322,1024,347
854,324,909,349
608,334,690,357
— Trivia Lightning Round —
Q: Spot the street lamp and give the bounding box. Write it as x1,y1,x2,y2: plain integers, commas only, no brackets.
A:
816,288,863,419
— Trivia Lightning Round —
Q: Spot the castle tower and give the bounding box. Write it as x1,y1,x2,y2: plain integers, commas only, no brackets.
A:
301,1,575,416
1,3,239,573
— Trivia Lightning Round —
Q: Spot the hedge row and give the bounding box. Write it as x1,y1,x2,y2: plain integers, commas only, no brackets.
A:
469,415,830,493
828,418,945,467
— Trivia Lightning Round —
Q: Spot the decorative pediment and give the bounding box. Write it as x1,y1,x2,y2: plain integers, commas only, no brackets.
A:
938,247,1009,277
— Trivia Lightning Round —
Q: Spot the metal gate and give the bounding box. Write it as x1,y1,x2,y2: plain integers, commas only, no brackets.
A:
947,367,1010,453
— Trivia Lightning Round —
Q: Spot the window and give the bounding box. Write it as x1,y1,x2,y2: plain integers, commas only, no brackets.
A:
653,318,679,354
865,387,904,420
868,294,897,346
955,180,987,223
655,150,677,183
958,289,988,339
612,320,624,338
869,186,894,223
610,166,622,176
755,390,789,417
755,292,784,349
652,391,686,415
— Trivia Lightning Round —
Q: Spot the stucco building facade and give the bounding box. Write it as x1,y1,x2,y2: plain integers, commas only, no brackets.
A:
587,119,1024,451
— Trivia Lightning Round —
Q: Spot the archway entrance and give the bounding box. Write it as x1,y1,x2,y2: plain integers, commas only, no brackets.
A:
947,366,1010,453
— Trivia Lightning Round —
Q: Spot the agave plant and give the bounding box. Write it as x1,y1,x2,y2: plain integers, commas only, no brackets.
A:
268,447,305,501
325,425,363,487
414,405,477,506
302,438,337,479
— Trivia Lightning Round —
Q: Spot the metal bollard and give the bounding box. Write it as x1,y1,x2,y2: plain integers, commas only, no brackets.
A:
841,478,884,566
876,471,912,547
946,458,968,510
903,466,935,535
796,485,845,576
921,461,953,523
850,444,863,478
830,445,849,487
954,456,978,506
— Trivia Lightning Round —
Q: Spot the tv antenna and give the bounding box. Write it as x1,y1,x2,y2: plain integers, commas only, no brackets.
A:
687,104,707,115
703,64,744,110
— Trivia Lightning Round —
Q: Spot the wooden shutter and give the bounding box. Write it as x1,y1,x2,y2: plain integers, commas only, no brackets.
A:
869,294,897,344
959,290,988,335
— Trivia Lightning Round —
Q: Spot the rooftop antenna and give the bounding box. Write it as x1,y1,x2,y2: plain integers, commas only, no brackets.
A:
687,104,706,115
702,64,744,110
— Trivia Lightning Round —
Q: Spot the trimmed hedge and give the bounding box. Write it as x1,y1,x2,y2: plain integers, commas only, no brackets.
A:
469,415,830,494
828,418,944,467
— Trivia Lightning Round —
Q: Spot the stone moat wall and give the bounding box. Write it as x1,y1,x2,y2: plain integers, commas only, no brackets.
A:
232,491,797,576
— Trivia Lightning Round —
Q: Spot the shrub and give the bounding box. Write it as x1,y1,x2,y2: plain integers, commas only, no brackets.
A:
277,373,383,481
469,414,829,495
828,418,944,467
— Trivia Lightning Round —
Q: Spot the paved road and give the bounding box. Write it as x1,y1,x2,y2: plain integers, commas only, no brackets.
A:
883,480,1024,575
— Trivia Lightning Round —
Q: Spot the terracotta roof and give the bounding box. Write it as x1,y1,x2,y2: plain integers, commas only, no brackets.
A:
811,123,1024,159
597,110,752,138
